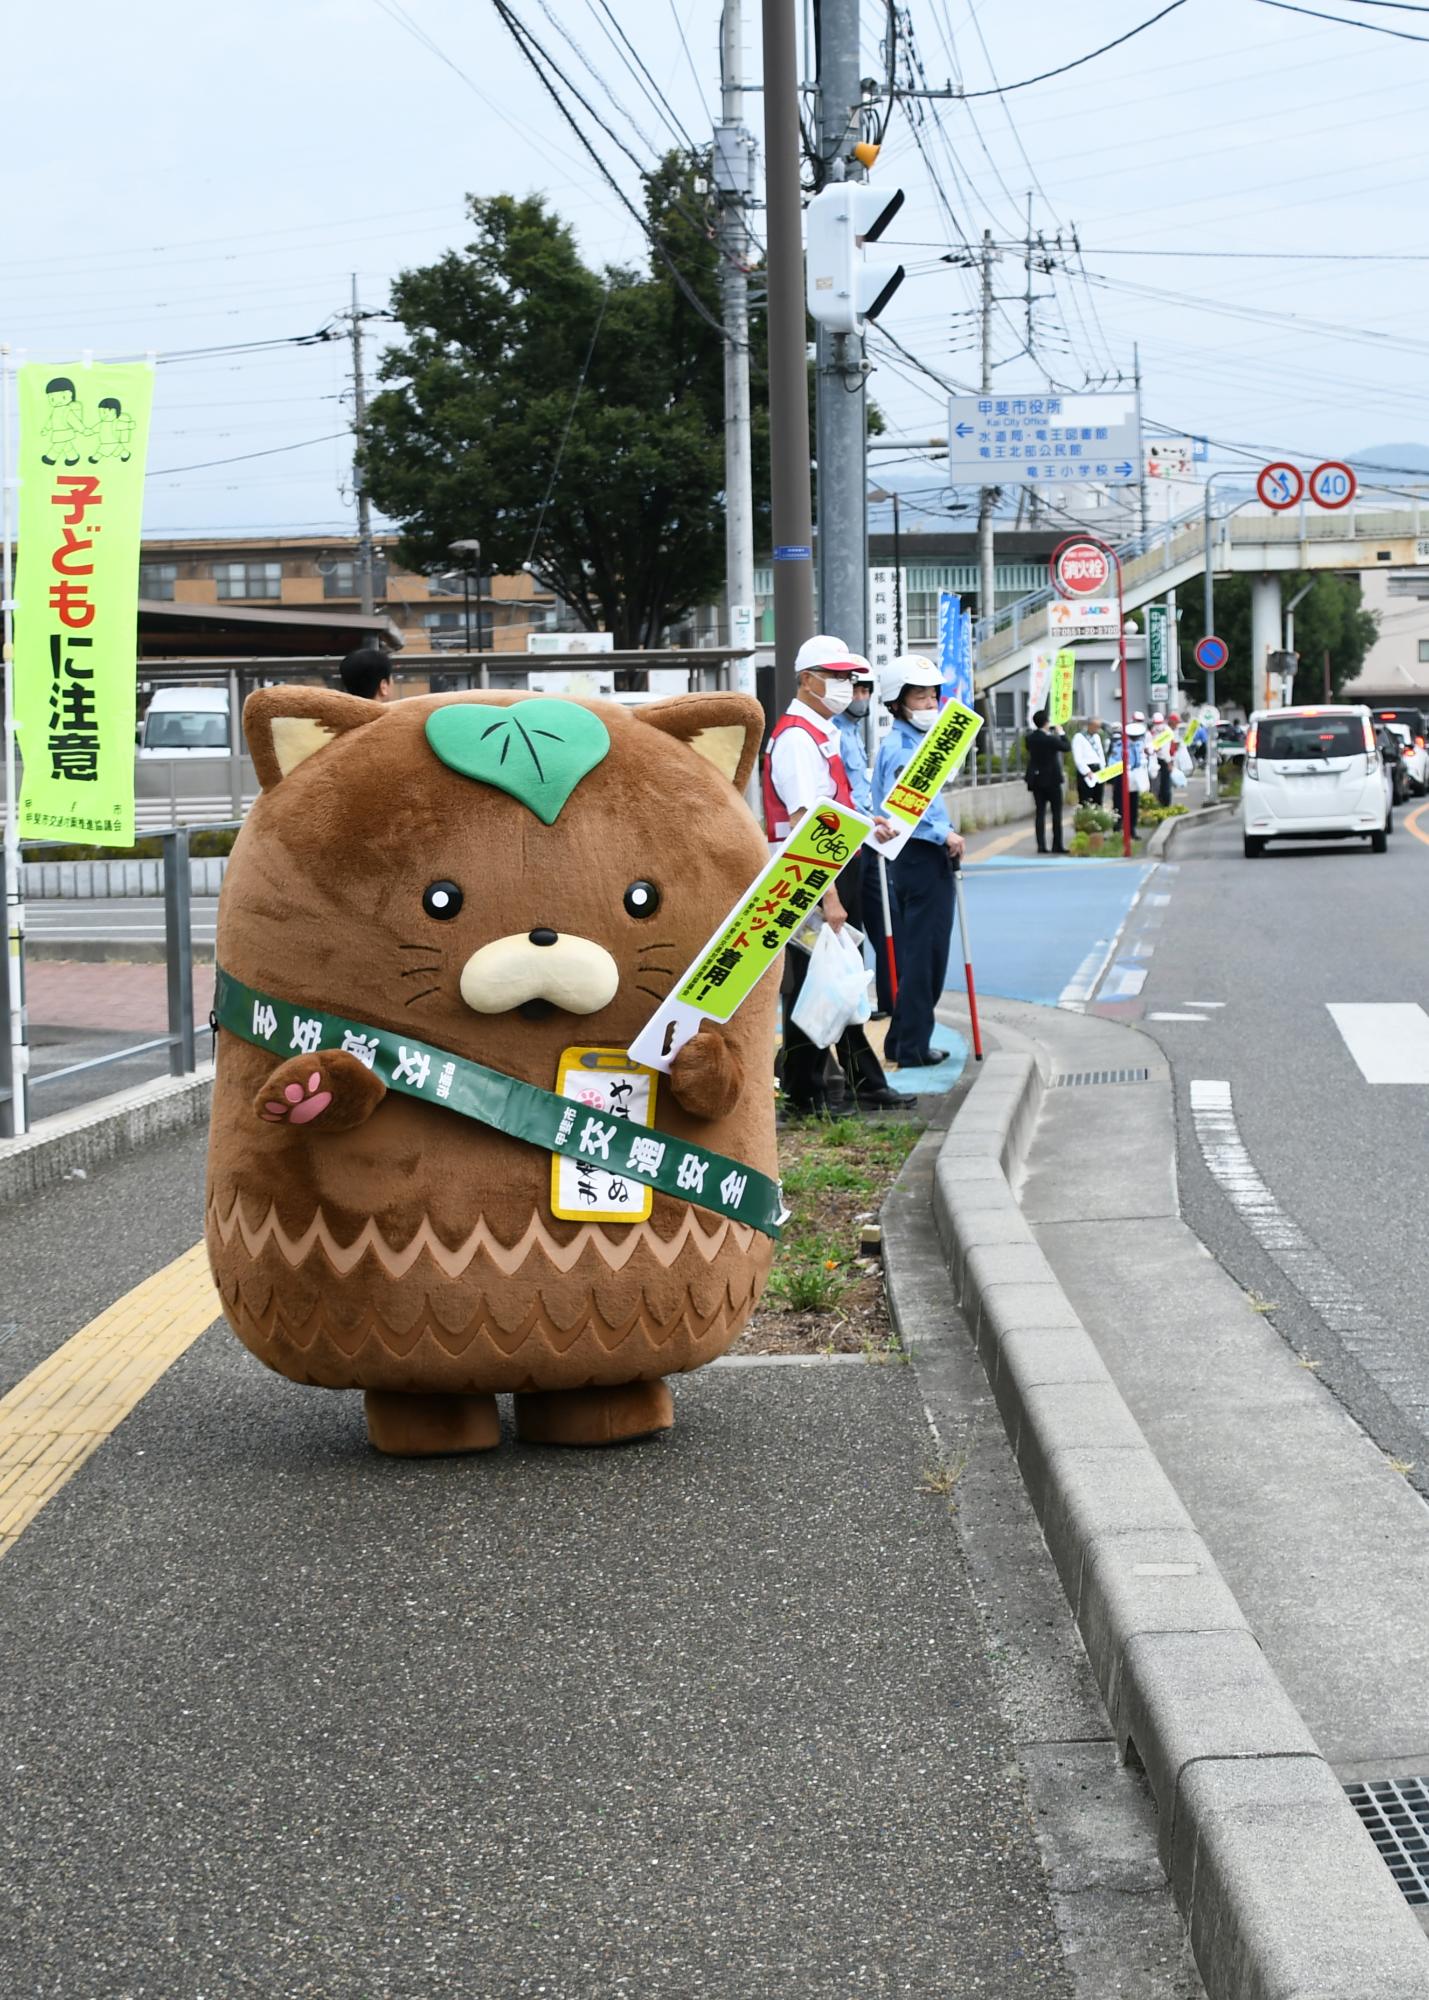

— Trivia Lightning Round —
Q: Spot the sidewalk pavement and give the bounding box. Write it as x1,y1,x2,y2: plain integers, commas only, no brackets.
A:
0,1122,1083,1999
986,996,1429,1790
26,957,216,1033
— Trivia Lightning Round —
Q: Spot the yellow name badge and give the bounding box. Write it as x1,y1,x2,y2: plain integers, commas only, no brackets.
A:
550,1047,658,1224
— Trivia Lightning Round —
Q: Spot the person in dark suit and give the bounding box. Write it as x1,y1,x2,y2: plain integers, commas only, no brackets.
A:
1024,707,1072,854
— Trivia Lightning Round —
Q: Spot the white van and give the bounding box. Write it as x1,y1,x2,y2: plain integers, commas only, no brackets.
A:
1241,705,1391,857
138,686,231,757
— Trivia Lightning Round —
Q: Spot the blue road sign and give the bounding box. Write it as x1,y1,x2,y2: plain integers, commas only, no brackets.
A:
1194,635,1229,672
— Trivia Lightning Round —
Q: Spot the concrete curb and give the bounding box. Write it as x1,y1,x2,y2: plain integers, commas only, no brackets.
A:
908,1050,1429,1999
1148,799,1236,858
0,1066,213,1206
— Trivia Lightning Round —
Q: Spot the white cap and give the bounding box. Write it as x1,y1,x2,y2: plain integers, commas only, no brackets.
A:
794,633,860,678
877,652,943,705
1151,710,1165,724
847,653,874,683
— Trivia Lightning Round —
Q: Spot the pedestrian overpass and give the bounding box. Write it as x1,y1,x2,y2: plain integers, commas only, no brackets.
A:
974,497,1429,693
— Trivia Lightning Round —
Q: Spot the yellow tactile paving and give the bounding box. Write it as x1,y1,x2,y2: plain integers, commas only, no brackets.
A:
0,1242,219,1561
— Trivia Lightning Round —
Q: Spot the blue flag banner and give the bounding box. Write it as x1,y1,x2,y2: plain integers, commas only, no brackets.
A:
940,591,974,707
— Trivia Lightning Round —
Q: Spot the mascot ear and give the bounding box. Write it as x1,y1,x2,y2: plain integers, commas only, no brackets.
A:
637,693,766,794
243,687,383,792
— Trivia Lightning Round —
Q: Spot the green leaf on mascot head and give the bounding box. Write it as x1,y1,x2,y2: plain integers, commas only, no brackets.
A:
425,699,611,824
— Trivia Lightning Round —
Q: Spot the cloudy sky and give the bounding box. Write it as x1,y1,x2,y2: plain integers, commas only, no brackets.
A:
8,0,1427,544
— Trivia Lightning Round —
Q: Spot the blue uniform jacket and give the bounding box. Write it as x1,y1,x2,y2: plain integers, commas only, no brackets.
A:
873,718,952,848
831,711,873,815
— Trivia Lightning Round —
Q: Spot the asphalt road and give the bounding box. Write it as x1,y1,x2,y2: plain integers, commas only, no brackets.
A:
1136,806,1429,1486
25,894,219,946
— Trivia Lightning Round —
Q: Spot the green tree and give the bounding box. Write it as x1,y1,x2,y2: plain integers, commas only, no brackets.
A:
362,161,770,648
1176,572,1378,713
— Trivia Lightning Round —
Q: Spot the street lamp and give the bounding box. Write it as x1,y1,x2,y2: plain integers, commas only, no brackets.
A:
448,539,485,657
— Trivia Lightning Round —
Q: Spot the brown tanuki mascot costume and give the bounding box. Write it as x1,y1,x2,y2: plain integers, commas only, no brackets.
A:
205,688,778,1456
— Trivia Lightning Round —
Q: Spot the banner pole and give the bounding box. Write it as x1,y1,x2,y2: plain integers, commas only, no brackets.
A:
954,868,983,1062
1,344,26,1137
877,851,899,1004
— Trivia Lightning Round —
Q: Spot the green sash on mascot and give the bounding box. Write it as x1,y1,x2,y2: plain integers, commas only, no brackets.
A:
213,968,786,1240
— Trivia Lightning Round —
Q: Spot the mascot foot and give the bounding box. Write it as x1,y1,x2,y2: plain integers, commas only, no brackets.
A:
514,1380,674,1448
364,1390,501,1457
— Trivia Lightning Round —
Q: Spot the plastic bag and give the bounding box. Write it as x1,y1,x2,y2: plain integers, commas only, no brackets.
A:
1170,764,1187,790
790,923,872,1048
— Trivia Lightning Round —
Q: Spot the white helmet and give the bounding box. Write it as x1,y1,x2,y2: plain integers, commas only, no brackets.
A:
877,652,942,706
847,652,874,684
794,633,860,678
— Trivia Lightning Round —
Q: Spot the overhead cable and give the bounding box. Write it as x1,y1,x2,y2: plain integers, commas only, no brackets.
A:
946,1,1190,98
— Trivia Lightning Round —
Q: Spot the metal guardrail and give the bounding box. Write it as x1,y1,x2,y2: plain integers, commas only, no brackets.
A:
0,821,233,1139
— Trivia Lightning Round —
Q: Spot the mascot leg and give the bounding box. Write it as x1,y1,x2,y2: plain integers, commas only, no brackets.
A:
513,1380,675,1448
363,1390,501,1457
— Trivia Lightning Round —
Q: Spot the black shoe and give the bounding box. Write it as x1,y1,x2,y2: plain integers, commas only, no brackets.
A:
782,1095,830,1120
854,1085,915,1111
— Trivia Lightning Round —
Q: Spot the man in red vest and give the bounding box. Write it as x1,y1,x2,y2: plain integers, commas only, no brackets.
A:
762,635,909,1116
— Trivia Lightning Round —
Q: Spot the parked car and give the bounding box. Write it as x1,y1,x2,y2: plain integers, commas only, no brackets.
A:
1242,705,1391,856
137,686,231,756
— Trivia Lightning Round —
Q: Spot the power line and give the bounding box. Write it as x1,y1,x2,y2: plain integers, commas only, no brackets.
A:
586,0,695,151
665,0,712,124
948,2,1190,98
1254,0,1429,34
148,432,350,476
525,287,612,571
489,0,734,343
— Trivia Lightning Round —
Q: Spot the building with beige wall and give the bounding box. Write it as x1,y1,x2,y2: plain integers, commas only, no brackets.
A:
136,533,563,651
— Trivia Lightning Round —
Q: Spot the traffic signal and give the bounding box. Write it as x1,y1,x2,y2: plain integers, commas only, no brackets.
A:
805,180,906,336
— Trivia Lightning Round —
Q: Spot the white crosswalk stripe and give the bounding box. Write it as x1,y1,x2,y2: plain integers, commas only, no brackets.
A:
1327,1003,1429,1084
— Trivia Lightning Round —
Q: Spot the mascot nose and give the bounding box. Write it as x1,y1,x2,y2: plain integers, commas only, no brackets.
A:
459,931,620,1017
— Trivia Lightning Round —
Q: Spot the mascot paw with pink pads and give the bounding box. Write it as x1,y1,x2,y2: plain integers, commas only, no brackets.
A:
252,1050,388,1132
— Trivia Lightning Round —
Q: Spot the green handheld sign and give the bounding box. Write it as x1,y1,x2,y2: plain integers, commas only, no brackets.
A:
875,698,983,858
626,801,874,1073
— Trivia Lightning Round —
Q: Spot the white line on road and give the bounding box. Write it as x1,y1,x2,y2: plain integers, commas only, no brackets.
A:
1189,1080,1427,1420
1327,1003,1429,1084
1148,1012,1207,1021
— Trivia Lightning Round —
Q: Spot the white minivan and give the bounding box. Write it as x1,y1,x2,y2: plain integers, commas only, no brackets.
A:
1241,705,1391,857
137,686,231,757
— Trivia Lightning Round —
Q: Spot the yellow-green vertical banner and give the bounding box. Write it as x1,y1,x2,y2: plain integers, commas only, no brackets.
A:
14,363,152,845
1050,649,1075,728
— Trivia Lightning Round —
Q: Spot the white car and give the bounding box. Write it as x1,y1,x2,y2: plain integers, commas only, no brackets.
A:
1386,721,1429,797
137,685,231,757
1241,705,1391,857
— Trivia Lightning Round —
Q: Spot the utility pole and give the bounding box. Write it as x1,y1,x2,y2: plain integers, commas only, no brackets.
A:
813,0,866,657
1134,342,1148,541
977,230,997,632
717,2,757,695
762,0,816,712
348,274,376,619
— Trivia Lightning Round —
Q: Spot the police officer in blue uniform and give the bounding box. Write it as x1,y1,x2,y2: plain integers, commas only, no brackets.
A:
867,655,966,1068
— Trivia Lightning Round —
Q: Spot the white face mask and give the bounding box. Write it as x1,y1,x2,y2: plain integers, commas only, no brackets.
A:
906,708,937,732
818,679,854,715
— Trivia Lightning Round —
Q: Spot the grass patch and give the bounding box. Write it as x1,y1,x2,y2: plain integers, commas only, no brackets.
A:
734,1114,924,1356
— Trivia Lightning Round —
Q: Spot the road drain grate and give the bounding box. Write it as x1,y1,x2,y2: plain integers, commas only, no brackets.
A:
1049,1068,1151,1088
1346,1778,1429,1904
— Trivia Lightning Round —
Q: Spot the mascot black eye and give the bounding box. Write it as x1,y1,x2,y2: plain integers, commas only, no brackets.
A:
623,879,660,919
422,881,464,921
